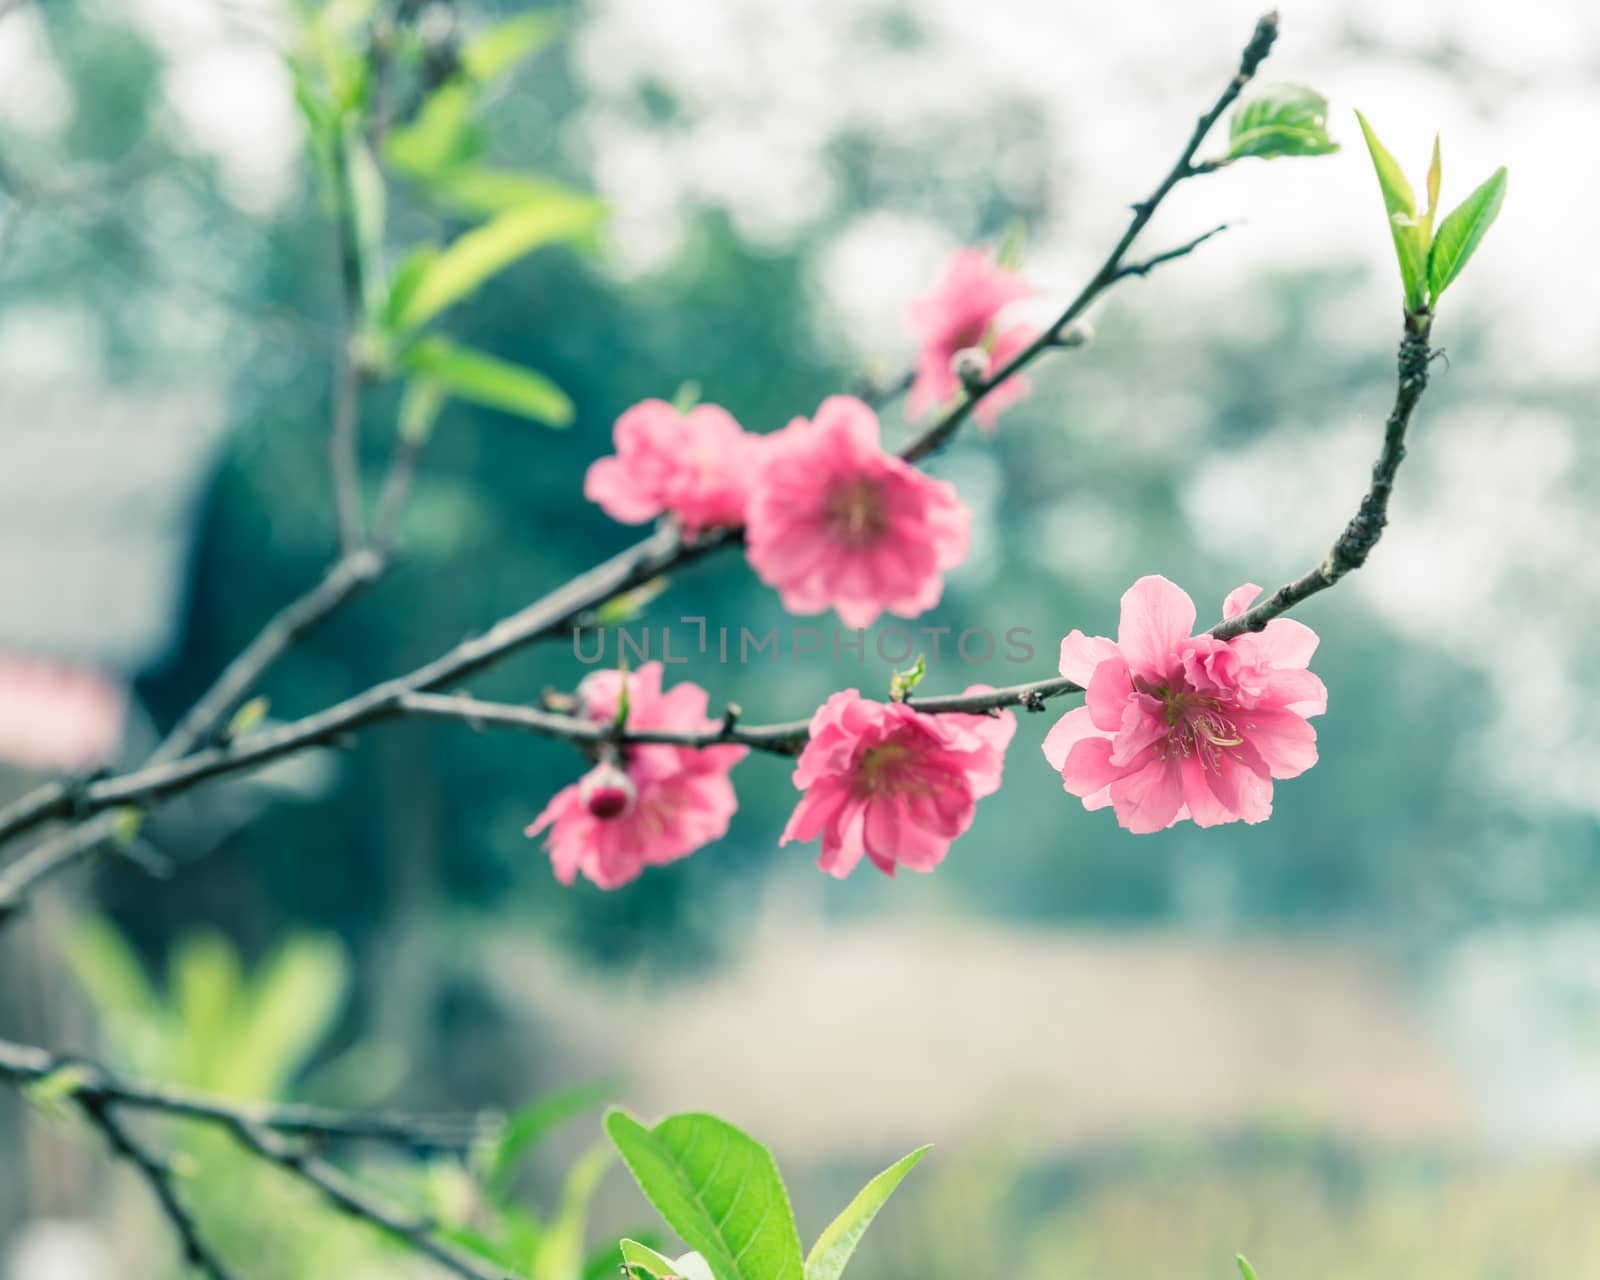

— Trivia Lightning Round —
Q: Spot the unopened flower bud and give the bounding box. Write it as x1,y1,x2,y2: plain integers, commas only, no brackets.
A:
580,761,635,820
950,346,990,390
1057,319,1094,349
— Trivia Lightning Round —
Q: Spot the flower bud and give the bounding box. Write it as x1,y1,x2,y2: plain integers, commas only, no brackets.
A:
580,761,635,820
949,346,990,390
1057,319,1094,349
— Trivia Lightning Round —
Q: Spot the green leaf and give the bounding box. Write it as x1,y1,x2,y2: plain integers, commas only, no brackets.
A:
383,246,439,333
344,124,388,317
403,338,573,427
1226,84,1339,160
425,168,605,236
399,378,446,445
1421,133,1442,244
227,696,270,739
888,655,926,703
1427,165,1507,302
23,1064,94,1120
536,1145,615,1280
604,1108,805,1280
620,1240,683,1280
997,220,1026,270
461,11,565,84
1236,1255,1259,1280
231,934,347,1097
396,201,601,331
488,1079,617,1199
804,1146,931,1280
385,82,483,179
1354,110,1427,312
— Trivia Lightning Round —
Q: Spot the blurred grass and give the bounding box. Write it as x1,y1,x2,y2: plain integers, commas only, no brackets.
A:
848,1136,1600,1280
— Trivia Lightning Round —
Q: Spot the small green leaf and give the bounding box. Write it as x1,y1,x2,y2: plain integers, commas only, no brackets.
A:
425,168,606,237
404,338,573,427
1236,1255,1259,1280
109,806,145,850
671,380,702,414
344,125,388,317
384,246,439,333
1354,110,1427,312
804,1146,931,1280
23,1065,94,1119
1427,165,1507,302
621,1240,683,1280
227,696,270,739
396,201,600,332
487,1079,617,1199
604,1108,805,1280
384,82,482,179
399,378,446,445
889,655,926,703
461,11,565,84
1226,84,1339,161
1421,133,1442,244
537,1145,614,1280
997,221,1026,270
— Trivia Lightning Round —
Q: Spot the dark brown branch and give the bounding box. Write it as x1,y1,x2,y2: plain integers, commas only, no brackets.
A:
1209,317,1434,640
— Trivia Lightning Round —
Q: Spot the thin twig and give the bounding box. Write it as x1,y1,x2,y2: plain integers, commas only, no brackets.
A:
4,1038,506,1280
0,553,389,922
1113,222,1233,281
0,1038,489,1152
899,11,1278,464
1209,319,1434,639
223,1121,506,1280
395,680,1086,758
76,1095,237,1280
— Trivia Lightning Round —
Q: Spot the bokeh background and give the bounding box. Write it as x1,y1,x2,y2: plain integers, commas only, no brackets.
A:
3,0,1600,1275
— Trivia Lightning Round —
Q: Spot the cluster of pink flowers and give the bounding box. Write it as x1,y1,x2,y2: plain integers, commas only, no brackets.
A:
582,247,1041,631
586,394,970,629
1042,576,1326,832
524,663,746,889
780,688,1015,877
542,248,1331,888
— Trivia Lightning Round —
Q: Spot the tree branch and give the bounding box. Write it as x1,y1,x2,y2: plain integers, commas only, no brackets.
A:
0,10,1279,912
1209,318,1434,639
899,11,1277,464
76,1095,237,1280
0,552,390,923
221,1120,506,1280
395,677,1086,758
0,1038,489,1153
2,1038,506,1280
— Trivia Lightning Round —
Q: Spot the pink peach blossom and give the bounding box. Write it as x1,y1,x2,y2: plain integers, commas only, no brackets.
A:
0,655,126,772
525,663,746,889
1042,576,1327,833
584,399,757,535
744,396,970,628
907,248,1039,429
780,687,1016,878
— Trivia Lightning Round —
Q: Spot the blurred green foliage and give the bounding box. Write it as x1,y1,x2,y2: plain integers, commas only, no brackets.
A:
56,914,632,1279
